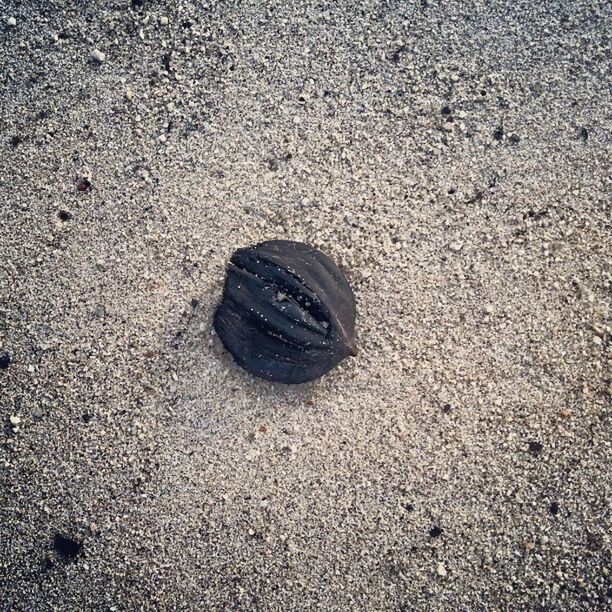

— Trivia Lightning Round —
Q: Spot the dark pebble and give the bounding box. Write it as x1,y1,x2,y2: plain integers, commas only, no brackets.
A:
0,352,11,369
429,526,443,538
528,441,544,455
76,177,92,192
549,502,560,516
53,533,82,559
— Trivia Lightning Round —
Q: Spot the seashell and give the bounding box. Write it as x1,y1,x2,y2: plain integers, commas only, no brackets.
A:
213,240,357,384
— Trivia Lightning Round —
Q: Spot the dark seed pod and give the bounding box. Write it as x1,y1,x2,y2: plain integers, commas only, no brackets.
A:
213,240,357,384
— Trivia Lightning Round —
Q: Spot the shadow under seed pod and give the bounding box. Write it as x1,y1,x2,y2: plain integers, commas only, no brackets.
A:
213,240,357,384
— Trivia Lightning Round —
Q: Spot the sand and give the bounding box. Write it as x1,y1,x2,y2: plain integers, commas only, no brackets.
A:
1,0,610,609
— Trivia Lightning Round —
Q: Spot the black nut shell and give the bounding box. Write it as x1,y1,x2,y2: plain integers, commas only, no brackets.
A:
213,240,357,384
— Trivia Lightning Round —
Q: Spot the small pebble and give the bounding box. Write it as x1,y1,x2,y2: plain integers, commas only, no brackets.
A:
53,533,82,559
160,16,169,26
436,562,447,577
528,441,543,455
0,351,11,369
7,17,17,27
9,415,21,426
90,49,106,63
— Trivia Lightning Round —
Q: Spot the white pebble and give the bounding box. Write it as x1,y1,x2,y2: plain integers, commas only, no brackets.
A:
7,17,17,27
436,562,447,577
9,415,21,426
90,49,106,63
159,16,169,26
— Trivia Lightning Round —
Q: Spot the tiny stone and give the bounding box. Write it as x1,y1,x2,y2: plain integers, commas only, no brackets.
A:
436,562,447,576
0,351,11,369
9,415,21,426
443,121,454,131
53,533,82,559
160,16,169,25
7,17,17,27
449,242,463,252
76,177,92,192
90,49,106,63
528,441,543,455
125,88,134,100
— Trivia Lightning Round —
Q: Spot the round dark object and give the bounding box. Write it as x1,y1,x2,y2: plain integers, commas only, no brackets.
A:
214,240,357,384
0,351,11,370
53,533,82,559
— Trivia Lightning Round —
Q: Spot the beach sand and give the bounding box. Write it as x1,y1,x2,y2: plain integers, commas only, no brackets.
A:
1,1,610,609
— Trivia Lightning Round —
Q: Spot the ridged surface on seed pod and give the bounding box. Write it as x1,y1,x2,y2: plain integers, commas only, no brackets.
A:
213,240,357,384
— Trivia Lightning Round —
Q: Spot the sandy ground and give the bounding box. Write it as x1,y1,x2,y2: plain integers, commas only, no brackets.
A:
0,0,610,609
